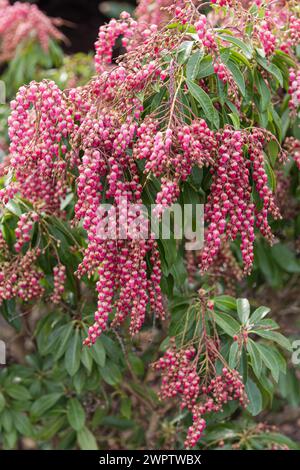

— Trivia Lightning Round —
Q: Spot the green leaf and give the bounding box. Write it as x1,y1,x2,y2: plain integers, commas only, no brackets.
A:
247,339,262,378
228,112,240,129
254,432,298,450
254,70,270,111
214,295,237,314
6,384,31,401
31,392,62,419
257,56,283,87
128,353,145,377
37,416,66,441
120,396,132,420
100,361,122,386
186,49,204,81
228,342,239,368
245,378,263,416
250,305,271,324
77,426,98,450
65,328,81,376
236,298,250,324
219,34,253,58
254,330,292,352
213,311,240,337
88,337,106,368
53,322,74,361
177,41,193,64
226,60,245,96
186,80,217,126
81,346,93,373
12,412,33,437
0,392,5,413
271,243,300,273
256,343,280,382
6,200,22,217
197,56,214,78
67,398,86,431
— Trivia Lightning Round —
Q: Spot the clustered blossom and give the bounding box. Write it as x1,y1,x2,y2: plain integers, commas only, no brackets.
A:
256,20,276,56
185,369,247,448
284,137,300,170
0,248,44,304
14,212,39,253
134,118,216,217
288,69,300,115
0,1,64,62
2,80,74,213
71,100,166,345
195,15,217,51
94,11,157,74
2,1,299,346
211,0,233,6
153,339,247,448
200,128,280,274
50,264,66,303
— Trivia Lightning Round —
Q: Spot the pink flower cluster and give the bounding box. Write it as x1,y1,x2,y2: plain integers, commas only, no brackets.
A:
50,264,66,304
0,249,44,304
210,0,233,6
200,128,280,274
153,339,247,448
185,368,247,448
4,80,74,214
134,119,216,217
153,341,200,410
94,11,157,74
0,1,64,62
71,106,165,345
257,20,276,56
195,15,217,51
288,69,300,114
14,212,39,253
284,137,300,171
136,0,178,27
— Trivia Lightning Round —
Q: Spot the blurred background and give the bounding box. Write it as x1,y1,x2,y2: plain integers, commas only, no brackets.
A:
11,0,136,53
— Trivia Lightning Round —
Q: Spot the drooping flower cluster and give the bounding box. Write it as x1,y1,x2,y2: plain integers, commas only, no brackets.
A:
71,106,166,345
0,1,65,62
50,264,66,304
210,0,233,8
14,212,39,253
153,338,247,448
256,20,276,56
284,136,300,170
94,11,157,74
2,0,299,345
153,340,201,409
288,68,300,115
2,80,74,213
199,128,280,274
185,368,247,448
195,14,217,51
0,248,44,304
136,0,180,26
134,118,217,217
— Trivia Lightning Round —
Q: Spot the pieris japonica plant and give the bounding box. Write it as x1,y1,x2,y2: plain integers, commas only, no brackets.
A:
0,0,65,97
0,0,299,450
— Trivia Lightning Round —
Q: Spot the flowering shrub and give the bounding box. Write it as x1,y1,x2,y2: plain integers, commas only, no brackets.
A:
0,1,65,97
0,0,300,450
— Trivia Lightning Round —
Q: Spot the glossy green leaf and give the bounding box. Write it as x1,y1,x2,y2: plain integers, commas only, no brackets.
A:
67,398,86,431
